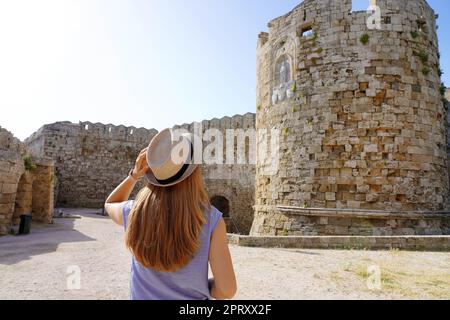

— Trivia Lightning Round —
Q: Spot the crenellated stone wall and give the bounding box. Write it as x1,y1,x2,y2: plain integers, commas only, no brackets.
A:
26,121,158,209
251,0,450,236
0,127,54,235
173,113,256,234
25,113,256,234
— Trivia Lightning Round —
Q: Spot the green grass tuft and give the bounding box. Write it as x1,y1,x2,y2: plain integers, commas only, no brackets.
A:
415,50,429,63
360,34,370,45
24,156,37,171
422,68,430,76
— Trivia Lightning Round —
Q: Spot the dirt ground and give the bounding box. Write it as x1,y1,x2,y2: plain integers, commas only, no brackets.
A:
0,209,449,300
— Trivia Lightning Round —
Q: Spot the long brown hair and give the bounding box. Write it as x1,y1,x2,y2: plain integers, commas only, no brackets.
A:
125,167,210,272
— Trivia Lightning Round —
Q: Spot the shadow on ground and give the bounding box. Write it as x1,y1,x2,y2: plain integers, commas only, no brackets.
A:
0,214,96,266
277,249,322,255
54,207,109,220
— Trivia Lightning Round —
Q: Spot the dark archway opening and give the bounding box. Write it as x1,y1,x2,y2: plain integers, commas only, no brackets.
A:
210,196,230,218
13,173,32,225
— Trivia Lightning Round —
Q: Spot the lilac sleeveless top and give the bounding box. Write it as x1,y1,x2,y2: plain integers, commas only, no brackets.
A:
122,200,223,300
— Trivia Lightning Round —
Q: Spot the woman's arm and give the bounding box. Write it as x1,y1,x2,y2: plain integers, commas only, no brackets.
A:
104,176,137,226
104,148,149,226
209,219,237,300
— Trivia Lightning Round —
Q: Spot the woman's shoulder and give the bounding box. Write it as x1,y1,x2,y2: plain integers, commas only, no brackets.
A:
207,205,223,233
123,200,135,216
122,200,135,230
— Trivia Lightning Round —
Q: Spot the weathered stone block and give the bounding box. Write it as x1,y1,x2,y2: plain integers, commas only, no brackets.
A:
1,183,17,194
364,144,378,153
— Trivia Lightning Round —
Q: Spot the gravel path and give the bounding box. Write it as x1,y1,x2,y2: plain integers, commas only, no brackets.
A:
0,209,449,300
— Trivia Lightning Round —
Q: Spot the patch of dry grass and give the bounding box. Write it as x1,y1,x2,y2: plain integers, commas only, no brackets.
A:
334,254,450,300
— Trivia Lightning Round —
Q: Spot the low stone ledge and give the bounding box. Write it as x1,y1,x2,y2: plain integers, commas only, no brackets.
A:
227,234,450,251
34,157,54,167
276,206,450,220
251,206,450,236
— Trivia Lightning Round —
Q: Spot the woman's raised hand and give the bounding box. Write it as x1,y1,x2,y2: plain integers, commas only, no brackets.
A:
132,148,150,180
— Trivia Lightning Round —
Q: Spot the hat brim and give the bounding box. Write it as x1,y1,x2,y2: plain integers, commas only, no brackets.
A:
145,163,199,187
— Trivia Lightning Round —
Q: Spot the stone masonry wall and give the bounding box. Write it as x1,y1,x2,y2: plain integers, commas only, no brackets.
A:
31,160,55,224
0,127,54,235
446,88,450,205
26,121,158,208
252,0,449,236
0,127,27,234
25,114,256,234
12,161,54,225
174,113,256,234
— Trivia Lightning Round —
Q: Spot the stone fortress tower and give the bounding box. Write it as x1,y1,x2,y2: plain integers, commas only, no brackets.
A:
251,0,450,236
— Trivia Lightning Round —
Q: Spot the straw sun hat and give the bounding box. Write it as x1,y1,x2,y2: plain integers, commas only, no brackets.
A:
145,128,198,187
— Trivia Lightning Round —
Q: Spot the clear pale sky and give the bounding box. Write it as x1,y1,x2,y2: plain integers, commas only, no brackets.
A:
0,0,449,140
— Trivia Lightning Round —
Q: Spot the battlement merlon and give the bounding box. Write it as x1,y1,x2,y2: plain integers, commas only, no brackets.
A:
24,112,257,145
260,0,437,51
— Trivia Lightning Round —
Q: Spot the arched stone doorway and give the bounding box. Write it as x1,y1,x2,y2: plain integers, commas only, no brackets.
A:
31,163,54,223
210,195,243,234
11,161,54,227
210,195,230,218
13,172,33,225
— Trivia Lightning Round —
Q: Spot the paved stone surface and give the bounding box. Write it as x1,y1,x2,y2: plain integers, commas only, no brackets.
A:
0,209,449,300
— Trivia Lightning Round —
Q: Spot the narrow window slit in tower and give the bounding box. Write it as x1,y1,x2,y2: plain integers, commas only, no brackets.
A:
351,0,369,12
301,26,313,37
417,19,428,34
